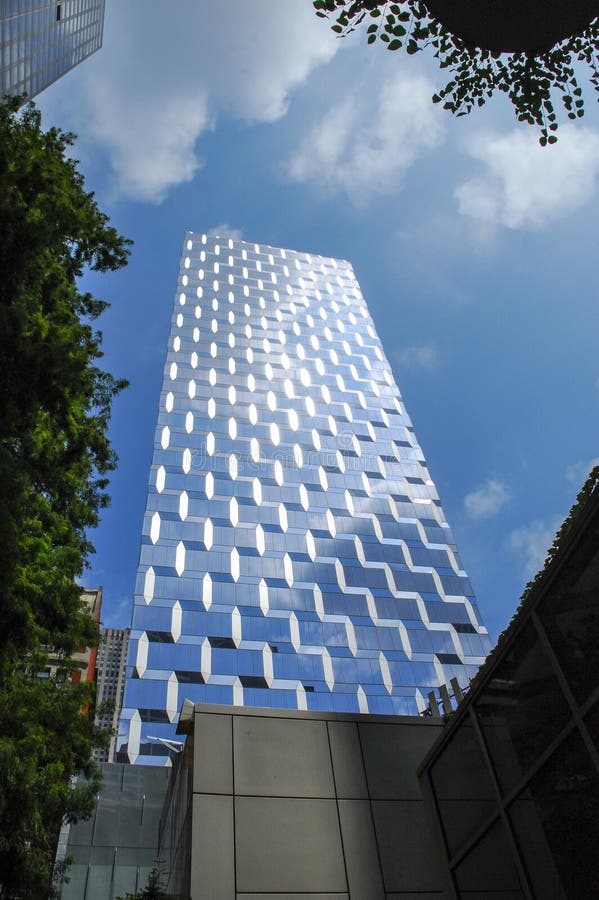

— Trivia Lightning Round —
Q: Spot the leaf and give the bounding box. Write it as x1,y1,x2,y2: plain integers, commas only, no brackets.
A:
388,39,403,50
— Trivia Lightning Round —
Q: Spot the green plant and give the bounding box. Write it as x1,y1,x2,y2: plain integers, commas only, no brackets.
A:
117,867,170,900
313,0,599,144
0,96,130,898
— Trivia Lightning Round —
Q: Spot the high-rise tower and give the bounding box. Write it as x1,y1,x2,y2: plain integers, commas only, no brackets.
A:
119,233,491,764
0,0,105,102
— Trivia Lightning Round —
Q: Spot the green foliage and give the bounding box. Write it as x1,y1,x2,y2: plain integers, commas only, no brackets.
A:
0,96,131,898
506,462,599,633
0,667,109,898
313,0,599,144
117,867,170,900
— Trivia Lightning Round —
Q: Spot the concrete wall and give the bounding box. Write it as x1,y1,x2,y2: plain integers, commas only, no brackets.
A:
161,704,446,900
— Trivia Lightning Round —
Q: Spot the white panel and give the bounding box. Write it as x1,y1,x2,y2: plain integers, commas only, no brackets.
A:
289,612,300,652
204,518,213,550
346,619,357,657
143,567,155,604
179,491,188,521
185,411,194,434
127,711,141,765
136,632,148,677
318,466,328,491
233,679,244,707
156,465,166,493
296,683,307,711
284,553,293,587
171,601,182,643
357,686,369,713
202,573,212,610
182,448,191,474
175,541,185,576
160,426,170,450
165,392,174,412
379,652,393,694
201,636,212,678
259,579,269,615
232,607,242,647
322,649,335,691
262,644,274,687
326,509,336,538
231,547,240,582
205,472,214,499
166,673,179,723
278,503,288,533
314,585,324,621
150,512,160,544
274,459,283,486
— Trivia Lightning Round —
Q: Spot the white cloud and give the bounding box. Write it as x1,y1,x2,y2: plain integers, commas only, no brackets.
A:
393,343,439,370
565,457,599,487
287,68,444,204
509,517,561,579
39,1,338,202
464,479,510,519
209,223,244,241
455,125,599,230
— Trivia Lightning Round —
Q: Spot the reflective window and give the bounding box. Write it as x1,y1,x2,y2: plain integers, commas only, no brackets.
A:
474,622,571,792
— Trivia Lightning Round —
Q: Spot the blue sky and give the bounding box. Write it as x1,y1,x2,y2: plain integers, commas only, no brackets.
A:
37,1,599,641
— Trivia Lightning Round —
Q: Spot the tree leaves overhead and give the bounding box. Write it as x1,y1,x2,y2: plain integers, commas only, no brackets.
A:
0,98,130,666
313,0,599,144
0,97,130,898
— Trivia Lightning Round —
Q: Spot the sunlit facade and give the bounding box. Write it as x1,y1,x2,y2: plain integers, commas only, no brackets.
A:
0,0,105,101
119,233,492,764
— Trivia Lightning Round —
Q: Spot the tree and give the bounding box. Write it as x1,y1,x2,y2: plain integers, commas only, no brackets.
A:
117,868,170,900
0,97,131,898
314,0,599,144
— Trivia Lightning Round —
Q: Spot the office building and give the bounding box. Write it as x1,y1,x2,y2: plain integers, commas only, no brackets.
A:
42,586,102,684
418,467,599,898
1,0,105,102
118,233,492,764
94,627,130,762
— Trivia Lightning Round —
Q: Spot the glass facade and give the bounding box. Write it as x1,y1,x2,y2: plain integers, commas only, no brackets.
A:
119,233,491,764
419,482,599,898
1,0,105,102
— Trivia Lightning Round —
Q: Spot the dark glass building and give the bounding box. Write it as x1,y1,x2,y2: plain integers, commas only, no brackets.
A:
419,473,599,898
118,233,492,764
0,0,105,101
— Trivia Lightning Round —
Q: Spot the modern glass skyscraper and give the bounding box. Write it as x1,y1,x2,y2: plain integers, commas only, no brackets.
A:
119,233,492,764
1,0,105,102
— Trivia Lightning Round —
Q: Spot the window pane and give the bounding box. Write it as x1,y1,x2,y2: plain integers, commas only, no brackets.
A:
537,523,599,707
508,728,599,898
454,817,525,895
430,717,497,857
474,622,571,793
